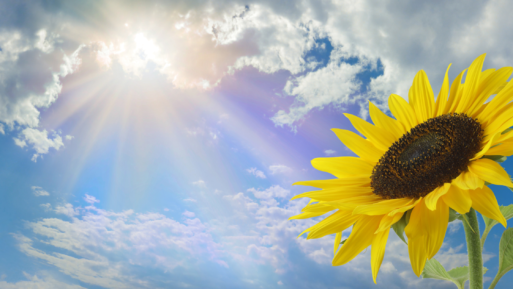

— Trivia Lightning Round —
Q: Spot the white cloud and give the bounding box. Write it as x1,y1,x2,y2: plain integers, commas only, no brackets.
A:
247,185,290,199
268,165,292,175
448,220,462,234
247,168,266,179
324,149,336,156
54,204,79,217
183,198,197,203
31,186,49,197
272,53,364,129
14,128,64,162
163,208,170,212
183,211,196,218
14,196,226,288
0,28,83,160
192,180,206,188
0,272,86,289
83,194,100,205
40,203,52,211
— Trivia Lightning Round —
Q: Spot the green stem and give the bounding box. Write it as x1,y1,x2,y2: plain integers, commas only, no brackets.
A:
463,208,483,289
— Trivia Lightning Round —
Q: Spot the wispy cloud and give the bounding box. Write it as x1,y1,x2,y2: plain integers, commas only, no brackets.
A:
324,149,336,156
246,168,266,179
31,186,49,197
192,180,206,188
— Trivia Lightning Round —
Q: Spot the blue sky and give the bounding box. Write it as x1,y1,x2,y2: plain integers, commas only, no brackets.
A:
1,0,513,288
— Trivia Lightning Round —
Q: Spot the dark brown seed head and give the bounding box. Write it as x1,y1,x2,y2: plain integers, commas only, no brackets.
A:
370,113,483,199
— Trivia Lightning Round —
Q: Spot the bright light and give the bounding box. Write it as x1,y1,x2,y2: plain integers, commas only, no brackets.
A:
133,33,160,60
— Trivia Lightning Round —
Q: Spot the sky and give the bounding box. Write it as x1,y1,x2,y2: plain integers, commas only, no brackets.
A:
1,0,513,288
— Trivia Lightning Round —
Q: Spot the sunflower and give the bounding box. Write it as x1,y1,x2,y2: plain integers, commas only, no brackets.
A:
290,54,513,283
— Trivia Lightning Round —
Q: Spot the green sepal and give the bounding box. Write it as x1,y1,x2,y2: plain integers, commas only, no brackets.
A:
458,213,476,234
482,155,507,163
449,208,459,223
391,210,410,244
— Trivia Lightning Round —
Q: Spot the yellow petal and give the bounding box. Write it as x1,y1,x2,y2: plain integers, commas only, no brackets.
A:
424,183,451,210
405,198,448,275
485,139,513,156
311,157,374,178
425,199,449,259
478,77,513,123
353,198,414,216
408,234,428,277
369,101,406,140
471,132,501,160
306,210,360,239
293,177,370,189
289,211,329,220
329,195,383,210
389,93,418,132
333,215,381,266
469,67,512,117
291,186,373,201
434,64,451,117
443,69,466,114
344,113,396,151
455,54,486,113
469,186,507,227
371,229,390,284
483,116,513,143
334,232,342,255
442,185,472,215
468,158,513,188
405,199,431,240
409,70,435,123
483,108,513,140
376,212,403,233
388,197,423,216
331,129,384,162
301,202,336,213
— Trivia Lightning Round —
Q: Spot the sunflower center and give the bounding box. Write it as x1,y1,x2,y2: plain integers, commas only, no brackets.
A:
370,113,483,199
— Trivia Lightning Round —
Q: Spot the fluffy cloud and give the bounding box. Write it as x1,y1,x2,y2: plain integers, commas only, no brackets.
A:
247,185,290,199
14,196,226,288
0,24,83,160
14,128,64,162
247,167,266,179
31,186,49,197
183,211,196,218
268,165,292,175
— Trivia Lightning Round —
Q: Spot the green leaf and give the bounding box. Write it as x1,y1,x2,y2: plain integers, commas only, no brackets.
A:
481,205,513,248
483,155,507,163
340,239,346,245
494,228,513,286
391,211,410,244
447,266,488,289
422,259,487,289
502,127,513,134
